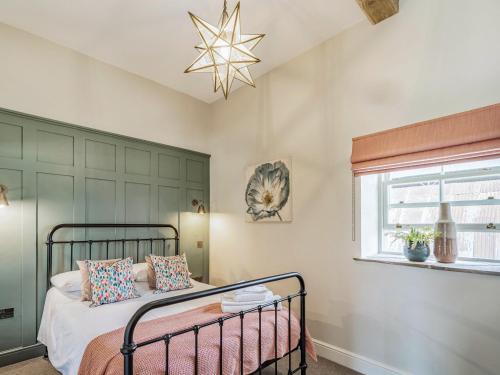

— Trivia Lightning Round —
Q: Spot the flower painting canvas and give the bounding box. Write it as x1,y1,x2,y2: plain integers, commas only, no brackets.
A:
245,159,292,222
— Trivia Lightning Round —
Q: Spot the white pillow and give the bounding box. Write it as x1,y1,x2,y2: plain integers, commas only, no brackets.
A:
50,270,82,292
133,262,149,282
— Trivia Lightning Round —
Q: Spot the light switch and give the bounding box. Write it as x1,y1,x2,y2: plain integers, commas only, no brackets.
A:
197,241,204,249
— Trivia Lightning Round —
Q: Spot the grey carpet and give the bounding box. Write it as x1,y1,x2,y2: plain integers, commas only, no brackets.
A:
263,351,361,375
0,354,362,375
0,358,57,375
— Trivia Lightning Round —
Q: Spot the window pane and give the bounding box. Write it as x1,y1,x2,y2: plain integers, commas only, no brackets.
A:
389,166,441,180
443,158,500,173
444,177,500,201
381,231,404,253
389,181,439,204
451,205,500,224
457,232,500,260
381,158,500,260
388,207,439,225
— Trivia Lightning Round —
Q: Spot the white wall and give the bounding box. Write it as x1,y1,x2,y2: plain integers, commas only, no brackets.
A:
0,23,210,153
209,0,500,374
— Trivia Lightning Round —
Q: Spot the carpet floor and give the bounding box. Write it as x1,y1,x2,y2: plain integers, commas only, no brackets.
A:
0,353,362,375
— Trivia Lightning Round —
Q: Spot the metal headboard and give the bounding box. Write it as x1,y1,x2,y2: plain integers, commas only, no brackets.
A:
46,223,180,291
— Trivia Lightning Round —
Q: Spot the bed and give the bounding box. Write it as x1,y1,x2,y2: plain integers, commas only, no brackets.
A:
38,223,313,375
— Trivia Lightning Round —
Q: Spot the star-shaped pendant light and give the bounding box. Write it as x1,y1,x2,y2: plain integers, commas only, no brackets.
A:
185,0,264,99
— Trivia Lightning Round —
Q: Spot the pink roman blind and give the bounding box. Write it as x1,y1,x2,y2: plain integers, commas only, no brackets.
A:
351,103,500,176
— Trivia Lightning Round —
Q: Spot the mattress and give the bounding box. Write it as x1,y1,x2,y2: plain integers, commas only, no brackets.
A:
38,280,218,375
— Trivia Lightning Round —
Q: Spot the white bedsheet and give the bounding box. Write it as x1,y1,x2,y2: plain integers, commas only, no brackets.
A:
38,280,218,375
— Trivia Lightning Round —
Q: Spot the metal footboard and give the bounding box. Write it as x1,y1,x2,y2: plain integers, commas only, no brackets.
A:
121,272,307,375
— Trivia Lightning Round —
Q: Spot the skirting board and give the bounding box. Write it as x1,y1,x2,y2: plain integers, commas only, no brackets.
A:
313,338,408,375
0,343,45,368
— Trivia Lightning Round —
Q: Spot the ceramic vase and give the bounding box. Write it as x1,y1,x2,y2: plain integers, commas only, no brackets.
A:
434,202,458,263
404,242,430,262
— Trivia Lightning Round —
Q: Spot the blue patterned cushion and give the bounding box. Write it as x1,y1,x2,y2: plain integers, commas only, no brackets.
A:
150,254,192,293
86,257,138,307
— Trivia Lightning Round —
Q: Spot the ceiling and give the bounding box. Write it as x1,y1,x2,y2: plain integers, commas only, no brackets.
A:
0,0,364,103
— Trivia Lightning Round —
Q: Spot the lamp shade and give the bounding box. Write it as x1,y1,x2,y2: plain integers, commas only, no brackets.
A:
197,204,206,215
192,199,206,214
0,185,9,208
184,0,264,99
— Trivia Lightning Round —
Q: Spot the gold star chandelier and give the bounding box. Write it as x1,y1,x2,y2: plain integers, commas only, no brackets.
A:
185,0,265,99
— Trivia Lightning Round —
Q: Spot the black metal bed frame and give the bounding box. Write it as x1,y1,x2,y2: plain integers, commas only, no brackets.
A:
46,223,307,375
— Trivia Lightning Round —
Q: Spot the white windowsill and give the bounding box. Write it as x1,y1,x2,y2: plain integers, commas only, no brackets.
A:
354,254,500,276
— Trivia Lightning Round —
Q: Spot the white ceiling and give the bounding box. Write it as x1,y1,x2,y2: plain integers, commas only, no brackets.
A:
0,0,364,103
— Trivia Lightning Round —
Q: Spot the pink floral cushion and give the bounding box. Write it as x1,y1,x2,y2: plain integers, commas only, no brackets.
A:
86,257,139,307
77,258,120,301
150,254,192,293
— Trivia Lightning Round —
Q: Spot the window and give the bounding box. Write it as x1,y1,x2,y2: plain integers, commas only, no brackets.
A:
379,158,500,261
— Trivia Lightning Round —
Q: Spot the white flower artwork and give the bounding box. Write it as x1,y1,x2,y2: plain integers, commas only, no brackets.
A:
245,159,292,222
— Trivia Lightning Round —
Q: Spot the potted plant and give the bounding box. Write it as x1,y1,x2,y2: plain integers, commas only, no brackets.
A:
393,227,440,262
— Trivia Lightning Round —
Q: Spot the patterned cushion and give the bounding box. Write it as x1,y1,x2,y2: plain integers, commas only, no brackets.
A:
150,254,192,293
77,258,120,301
86,257,138,307
145,255,193,290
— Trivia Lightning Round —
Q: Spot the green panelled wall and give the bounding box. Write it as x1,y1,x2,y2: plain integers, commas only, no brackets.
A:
0,108,210,359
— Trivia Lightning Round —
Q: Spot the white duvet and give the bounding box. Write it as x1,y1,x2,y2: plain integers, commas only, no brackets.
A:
38,280,219,375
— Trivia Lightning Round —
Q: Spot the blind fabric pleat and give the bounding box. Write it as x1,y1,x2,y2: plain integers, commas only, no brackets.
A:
351,103,500,176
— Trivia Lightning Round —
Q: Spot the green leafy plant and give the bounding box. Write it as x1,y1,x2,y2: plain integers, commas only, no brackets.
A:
393,227,441,249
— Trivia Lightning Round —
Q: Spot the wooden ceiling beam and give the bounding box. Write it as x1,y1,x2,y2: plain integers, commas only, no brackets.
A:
355,0,399,25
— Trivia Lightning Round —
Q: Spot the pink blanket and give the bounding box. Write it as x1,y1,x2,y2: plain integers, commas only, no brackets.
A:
79,303,316,375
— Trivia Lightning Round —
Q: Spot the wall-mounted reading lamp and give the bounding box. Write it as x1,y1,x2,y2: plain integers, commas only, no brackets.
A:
0,185,9,208
191,199,206,214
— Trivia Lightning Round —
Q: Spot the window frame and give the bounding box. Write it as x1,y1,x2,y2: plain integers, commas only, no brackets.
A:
378,163,500,262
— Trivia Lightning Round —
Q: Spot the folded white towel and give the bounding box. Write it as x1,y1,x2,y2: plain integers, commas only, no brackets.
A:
221,295,283,314
222,290,273,303
234,290,273,302
221,291,274,305
233,284,269,295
